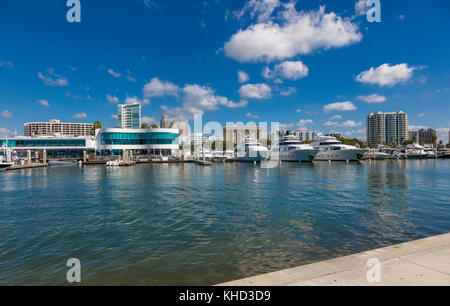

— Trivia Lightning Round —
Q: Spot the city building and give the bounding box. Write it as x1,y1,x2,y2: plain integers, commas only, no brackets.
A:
223,125,264,144
409,128,437,144
325,132,341,139
1,128,180,158
118,103,141,129
367,111,409,146
160,113,189,136
24,119,94,137
96,128,179,156
295,130,320,142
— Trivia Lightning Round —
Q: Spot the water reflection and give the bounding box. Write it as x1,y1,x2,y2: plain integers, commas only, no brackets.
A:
0,160,449,285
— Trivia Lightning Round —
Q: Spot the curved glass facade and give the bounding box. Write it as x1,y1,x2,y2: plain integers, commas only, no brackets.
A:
100,132,178,146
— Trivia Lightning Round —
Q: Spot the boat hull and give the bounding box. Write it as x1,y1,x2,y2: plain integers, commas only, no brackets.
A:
314,149,365,161
236,151,269,162
280,149,319,162
0,163,13,171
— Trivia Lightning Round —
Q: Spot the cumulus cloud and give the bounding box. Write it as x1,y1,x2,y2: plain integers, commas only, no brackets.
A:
239,83,272,99
280,87,297,96
124,96,150,105
264,61,309,80
38,69,68,87
142,116,157,124
225,6,362,62
238,70,250,83
37,99,50,107
106,94,119,104
0,127,14,137
329,115,342,120
111,114,118,120
234,0,281,23
357,94,386,103
354,0,369,16
143,77,180,98
323,101,357,112
1,110,13,119
356,63,416,86
107,69,121,78
73,112,88,119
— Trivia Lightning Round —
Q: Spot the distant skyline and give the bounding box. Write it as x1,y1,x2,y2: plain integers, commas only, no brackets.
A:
0,0,449,142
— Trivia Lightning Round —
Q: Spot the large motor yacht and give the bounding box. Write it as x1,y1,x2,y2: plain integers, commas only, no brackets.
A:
235,136,270,162
311,136,366,161
278,135,319,162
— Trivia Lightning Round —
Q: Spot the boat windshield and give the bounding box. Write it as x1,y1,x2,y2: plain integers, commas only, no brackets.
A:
320,141,342,145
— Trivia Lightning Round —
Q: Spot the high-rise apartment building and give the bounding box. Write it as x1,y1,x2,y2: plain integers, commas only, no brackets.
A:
118,104,141,129
223,125,264,144
24,119,94,137
367,111,409,146
409,128,437,144
160,113,189,136
295,130,320,142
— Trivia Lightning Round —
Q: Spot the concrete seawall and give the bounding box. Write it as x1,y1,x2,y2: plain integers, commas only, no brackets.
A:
218,233,450,286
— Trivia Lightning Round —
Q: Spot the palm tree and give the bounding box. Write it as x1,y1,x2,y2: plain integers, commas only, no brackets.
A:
141,123,149,129
92,121,102,135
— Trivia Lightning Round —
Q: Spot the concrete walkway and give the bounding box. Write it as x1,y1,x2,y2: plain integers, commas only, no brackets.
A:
218,233,450,286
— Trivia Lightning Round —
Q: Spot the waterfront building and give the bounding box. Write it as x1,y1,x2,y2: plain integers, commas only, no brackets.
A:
24,119,94,137
160,113,189,136
0,136,96,158
367,111,409,146
1,128,180,158
97,128,179,156
223,125,264,144
295,130,319,142
118,104,141,129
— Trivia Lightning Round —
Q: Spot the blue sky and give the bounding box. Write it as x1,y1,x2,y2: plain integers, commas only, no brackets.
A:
0,0,449,142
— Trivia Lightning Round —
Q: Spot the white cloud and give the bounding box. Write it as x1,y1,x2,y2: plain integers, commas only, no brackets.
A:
111,114,118,120
225,6,362,62
37,99,50,107
0,127,14,137
0,60,13,69
108,69,121,78
280,87,297,96
354,0,369,16
142,116,157,124
1,110,13,119
409,125,429,131
239,83,272,99
246,112,259,119
324,121,338,127
418,113,425,117
398,15,405,20
143,77,180,98
356,63,416,86
357,94,386,103
329,115,342,120
73,112,88,119
143,0,157,8
124,96,150,105
436,128,450,143
238,70,250,83
38,69,68,87
338,120,362,128
323,101,357,112
295,109,302,113
106,94,119,104
234,0,281,23
264,61,309,81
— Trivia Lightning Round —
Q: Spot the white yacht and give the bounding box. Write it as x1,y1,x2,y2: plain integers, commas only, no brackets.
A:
235,136,270,162
406,144,429,159
311,136,366,161
278,135,319,162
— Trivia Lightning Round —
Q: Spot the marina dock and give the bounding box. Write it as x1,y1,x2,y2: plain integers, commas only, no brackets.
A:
218,233,450,286
7,164,47,171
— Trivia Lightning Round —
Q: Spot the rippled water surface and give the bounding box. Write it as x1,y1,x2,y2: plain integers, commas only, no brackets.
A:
0,160,449,285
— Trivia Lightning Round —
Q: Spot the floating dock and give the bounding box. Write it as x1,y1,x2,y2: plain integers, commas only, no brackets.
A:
218,233,450,286
7,164,47,171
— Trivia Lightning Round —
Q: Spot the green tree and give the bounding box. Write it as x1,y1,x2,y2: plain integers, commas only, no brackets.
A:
151,124,159,128
141,123,149,129
92,121,103,135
